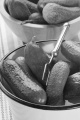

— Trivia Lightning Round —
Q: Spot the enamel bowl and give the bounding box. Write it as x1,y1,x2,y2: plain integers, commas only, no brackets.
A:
0,40,80,120
0,0,80,43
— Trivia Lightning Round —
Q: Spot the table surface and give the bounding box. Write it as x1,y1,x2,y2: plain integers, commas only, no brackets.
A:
0,14,23,120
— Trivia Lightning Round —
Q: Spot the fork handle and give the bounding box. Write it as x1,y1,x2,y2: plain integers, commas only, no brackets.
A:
52,22,70,54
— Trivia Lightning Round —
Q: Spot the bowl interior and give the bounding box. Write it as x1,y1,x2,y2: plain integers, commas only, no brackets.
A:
1,41,80,110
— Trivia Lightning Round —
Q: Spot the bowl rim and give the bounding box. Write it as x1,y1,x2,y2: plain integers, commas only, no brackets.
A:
0,44,80,111
0,0,65,29
0,0,54,29
1,0,80,30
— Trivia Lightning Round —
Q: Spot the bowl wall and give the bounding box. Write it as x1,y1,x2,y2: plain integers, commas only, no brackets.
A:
1,13,63,43
0,41,80,120
1,0,80,43
3,94,80,120
1,42,80,120
1,0,80,118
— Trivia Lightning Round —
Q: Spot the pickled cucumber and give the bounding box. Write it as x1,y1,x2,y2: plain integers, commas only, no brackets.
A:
43,3,80,24
0,59,47,105
61,40,80,65
24,41,50,86
64,72,80,99
46,61,70,106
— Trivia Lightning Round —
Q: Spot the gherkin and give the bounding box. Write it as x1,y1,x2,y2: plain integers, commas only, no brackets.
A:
0,59,47,105
6,0,38,21
46,61,70,106
42,3,80,24
24,41,51,87
64,72,80,100
61,40,80,65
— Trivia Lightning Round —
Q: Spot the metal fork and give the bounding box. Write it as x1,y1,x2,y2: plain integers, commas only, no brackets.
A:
42,23,70,85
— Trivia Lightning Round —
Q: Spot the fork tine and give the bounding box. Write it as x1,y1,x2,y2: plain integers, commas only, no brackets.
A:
42,63,49,82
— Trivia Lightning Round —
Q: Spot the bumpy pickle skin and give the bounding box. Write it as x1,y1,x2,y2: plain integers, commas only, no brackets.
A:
46,61,70,106
0,59,47,105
